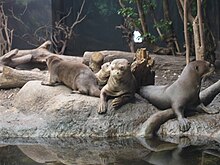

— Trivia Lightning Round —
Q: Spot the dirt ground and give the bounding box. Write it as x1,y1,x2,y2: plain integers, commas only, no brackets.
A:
0,55,220,110
0,88,20,108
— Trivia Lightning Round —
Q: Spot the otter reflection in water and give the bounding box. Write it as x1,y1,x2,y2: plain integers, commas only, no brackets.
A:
0,137,219,165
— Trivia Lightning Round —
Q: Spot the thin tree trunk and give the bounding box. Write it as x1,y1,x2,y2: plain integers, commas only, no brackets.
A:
163,0,180,55
136,0,148,34
193,0,205,61
196,0,205,60
184,0,190,64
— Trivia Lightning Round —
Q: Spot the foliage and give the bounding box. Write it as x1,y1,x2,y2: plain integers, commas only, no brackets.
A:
94,0,119,16
154,20,172,34
117,0,173,44
142,33,157,43
118,7,137,18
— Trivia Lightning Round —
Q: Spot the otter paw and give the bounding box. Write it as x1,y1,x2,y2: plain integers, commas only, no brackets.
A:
97,102,107,114
179,118,191,132
198,104,220,114
71,90,80,94
204,107,220,114
111,98,122,109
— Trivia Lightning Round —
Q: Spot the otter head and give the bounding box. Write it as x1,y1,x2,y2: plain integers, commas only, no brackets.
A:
101,62,111,74
101,62,111,77
110,59,131,79
190,60,214,78
45,56,63,66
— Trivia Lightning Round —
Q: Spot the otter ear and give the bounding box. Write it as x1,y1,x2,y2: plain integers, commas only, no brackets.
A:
195,66,199,72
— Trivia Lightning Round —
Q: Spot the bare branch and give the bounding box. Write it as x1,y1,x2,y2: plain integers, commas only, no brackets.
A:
57,7,72,25
0,5,13,56
8,8,29,29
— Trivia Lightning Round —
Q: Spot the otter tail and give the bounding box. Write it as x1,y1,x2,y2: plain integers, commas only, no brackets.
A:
137,109,175,137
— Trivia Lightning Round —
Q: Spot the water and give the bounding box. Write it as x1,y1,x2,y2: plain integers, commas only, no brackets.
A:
0,137,219,165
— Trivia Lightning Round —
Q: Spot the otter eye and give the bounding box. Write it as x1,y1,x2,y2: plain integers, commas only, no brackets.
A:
120,66,124,70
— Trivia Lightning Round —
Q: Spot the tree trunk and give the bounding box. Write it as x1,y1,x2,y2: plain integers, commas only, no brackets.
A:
136,0,148,35
184,0,190,64
163,0,180,56
196,0,205,60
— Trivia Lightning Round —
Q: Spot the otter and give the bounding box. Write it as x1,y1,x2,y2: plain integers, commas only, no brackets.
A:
139,60,215,132
95,62,111,86
98,59,136,114
41,56,100,97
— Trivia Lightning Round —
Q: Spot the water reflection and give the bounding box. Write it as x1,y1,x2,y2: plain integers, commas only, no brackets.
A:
0,136,219,165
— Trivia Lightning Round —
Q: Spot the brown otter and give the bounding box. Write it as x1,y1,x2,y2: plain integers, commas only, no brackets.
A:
95,62,111,86
98,59,136,114
41,56,100,97
139,60,216,132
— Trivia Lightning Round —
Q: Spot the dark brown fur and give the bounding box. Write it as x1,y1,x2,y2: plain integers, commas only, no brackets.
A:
42,56,100,97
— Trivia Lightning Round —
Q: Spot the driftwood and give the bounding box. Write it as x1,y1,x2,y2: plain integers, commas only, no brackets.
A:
84,49,155,88
83,50,135,65
0,40,83,72
0,40,84,89
131,48,155,87
0,66,48,89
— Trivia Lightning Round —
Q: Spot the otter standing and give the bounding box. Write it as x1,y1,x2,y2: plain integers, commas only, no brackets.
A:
42,56,100,97
98,59,136,114
139,60,215,132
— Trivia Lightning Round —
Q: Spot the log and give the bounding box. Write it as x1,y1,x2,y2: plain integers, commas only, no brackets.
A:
83,50,135,65
0,41,83,72
0,66,48,89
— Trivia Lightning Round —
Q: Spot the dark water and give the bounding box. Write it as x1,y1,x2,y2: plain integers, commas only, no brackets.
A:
0,137,219,165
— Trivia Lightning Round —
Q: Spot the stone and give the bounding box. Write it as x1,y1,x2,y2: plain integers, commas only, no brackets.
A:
2,81,156,137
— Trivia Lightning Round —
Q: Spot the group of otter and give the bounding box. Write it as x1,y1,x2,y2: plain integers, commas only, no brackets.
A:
42,55,219,134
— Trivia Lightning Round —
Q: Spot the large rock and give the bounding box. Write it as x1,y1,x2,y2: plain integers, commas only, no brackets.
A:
0,80,219,139
0,52,220,138
4,80,156,137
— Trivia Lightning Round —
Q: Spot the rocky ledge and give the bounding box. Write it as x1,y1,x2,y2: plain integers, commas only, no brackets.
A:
0,80,219,140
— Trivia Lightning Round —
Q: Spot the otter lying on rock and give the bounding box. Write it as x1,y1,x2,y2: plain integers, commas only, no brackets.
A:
98,59,136,114
41,56,100,97
139,60,217,132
